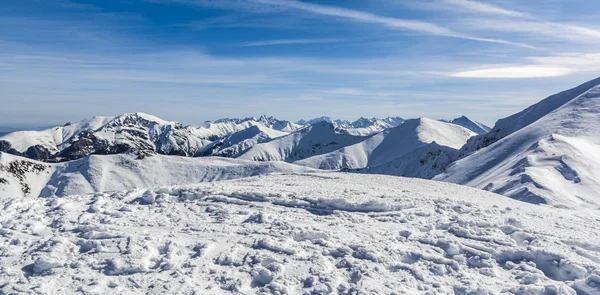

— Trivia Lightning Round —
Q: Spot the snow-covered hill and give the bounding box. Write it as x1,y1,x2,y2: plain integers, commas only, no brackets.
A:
366,118,475,168
444,116,491,135
297,116,404,136
460,77,600,157
198,125,288,157
360,142,460,179
0,116,114,155
437,82,600,208
0,113,215,161
1,173,598,294
236,122,370,162
199,115,301,138
292,118,474,172
0,152,315,198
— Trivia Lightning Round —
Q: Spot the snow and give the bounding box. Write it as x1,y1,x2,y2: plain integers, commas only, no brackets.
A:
244,118,474,172
0,116,114,153
437,84,600,208
236,122,369,162
367,118,475,168
445,116,491,135
0,152,316,198
1,172,598,294
460,77,600,156
360,142,460,179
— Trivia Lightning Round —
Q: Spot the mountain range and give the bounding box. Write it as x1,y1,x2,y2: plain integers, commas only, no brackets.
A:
2,77,600,209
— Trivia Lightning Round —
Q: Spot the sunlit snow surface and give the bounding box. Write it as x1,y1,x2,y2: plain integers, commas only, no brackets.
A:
1,173,599,294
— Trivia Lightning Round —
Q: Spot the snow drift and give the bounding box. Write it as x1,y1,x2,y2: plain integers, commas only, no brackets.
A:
1,173,598,294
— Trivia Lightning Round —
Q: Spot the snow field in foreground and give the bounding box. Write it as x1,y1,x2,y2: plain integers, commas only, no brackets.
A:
1,173,599,294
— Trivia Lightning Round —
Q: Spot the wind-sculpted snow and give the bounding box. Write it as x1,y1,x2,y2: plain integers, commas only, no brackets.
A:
437,84,600,208
0,152,315,198
1,173,598,294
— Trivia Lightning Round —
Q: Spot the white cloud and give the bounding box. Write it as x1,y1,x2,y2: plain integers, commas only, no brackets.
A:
443,0,530,18
240,38,341,47
451,52,600,78
247,0,532,48
324,88,365,95
451,66,571,78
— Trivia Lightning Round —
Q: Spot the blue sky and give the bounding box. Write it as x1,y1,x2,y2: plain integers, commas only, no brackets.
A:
1,0,599,128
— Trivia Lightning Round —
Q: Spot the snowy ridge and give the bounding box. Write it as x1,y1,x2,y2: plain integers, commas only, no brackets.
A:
0,116,114,154
200,115,301,137
297,116,404,136
444,116,491,135
367,118,475,168
0,152,315,198
437,83,600,208
1,173,598,294
460,77,600,157
236,122,369,162
360,142,460,179
198,125,288,157
291,118,474,171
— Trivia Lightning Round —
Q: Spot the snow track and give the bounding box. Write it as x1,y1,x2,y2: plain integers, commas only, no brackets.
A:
1,173,598,294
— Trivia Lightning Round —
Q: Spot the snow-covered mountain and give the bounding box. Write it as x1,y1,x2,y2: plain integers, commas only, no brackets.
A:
236,121,369,162
437,79,600,208
0,151,315,198
197,124,288,157
443,116,491,135
297,116,404,136
287,118,475,172
1,172,598,294
459,77,600,157
0,116,114,156
204,115,302,136
360,142,460,179
0,113,212,161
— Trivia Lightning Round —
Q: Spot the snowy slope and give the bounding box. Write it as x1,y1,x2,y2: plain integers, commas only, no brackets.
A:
199,115,300,138
1,173,598,294
437,84,600,208
236,122,369,162
360,142,460,179
198,125,288,157
0,152,315,198
293,131,387,170
0,116,114,154
445,116,491,135
460,77,600,156
367,118,475,167
296,116,404,136
291,118,474,171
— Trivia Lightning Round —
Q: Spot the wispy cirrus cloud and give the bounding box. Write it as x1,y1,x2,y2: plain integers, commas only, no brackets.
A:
442,0,531,18
240,38,342,47
451,53,600,78
420,0,600,78
253,0,535,48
